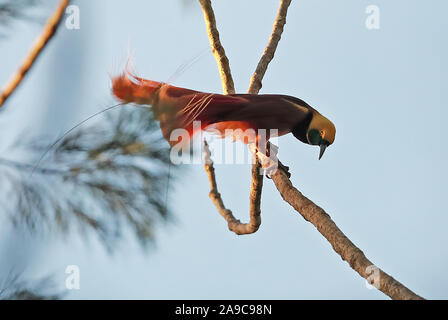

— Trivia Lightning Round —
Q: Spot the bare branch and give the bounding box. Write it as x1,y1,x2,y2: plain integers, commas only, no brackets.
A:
200,0,292,235
199,0,265,235
248,0,291,94
0,0,70,109
198,0,423,299
203,141,261,234
245,0,292,232
271,166,423,300
199,0,235,94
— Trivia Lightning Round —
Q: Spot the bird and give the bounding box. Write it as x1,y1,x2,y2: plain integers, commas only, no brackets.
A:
111,69,336,171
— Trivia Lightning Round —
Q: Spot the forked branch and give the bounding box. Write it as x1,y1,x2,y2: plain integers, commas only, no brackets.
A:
199,0,424,300
245,0,292,227
203,141,261,234
200,0,291,235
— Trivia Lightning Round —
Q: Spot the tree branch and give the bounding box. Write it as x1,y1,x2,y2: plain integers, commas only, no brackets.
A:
203,141,260,234
3,107,173,251
200,0,291,235
198,0,424,300
199,0,235,95
0,0,70,109
247,0,291,94
271,167,423,300
200,0,264,235
244,0,292,232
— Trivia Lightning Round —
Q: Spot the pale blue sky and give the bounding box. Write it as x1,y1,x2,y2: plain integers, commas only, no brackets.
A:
0,0,447,299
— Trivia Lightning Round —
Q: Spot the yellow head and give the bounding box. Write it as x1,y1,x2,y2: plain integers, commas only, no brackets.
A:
307,112,336,159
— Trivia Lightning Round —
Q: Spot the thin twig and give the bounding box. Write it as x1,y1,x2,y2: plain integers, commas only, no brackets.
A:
199,0,235,95
245,0,293,230
271,166,423,300
203,141,260,234
247,0,292,94
0,0,70,109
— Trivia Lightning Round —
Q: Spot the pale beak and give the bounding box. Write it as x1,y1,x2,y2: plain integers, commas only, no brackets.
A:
318,144,327,160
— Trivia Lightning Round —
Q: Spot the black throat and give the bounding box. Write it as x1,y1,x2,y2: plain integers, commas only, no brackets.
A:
291,112,313,144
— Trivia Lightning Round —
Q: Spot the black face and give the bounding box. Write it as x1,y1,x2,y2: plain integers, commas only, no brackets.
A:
307,129,330,160
291,115,331,160
307,129,322,145
291,112,313,144
307,128,330,146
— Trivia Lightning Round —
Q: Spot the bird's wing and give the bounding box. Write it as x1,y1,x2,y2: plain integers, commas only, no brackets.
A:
217,94,312,132
157,87,250,145
158,90,313,146
201,94,314,143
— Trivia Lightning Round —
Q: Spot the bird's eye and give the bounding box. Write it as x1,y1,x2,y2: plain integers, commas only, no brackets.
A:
320,130,325,139
307,129,322,145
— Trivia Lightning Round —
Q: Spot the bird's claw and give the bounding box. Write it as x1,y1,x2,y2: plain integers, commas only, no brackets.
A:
278,162,291,178
263,161,291,179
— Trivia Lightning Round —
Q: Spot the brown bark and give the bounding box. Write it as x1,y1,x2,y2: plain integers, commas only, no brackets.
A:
271,165,423,300
0,0,70,109
198,0,424,300
199,0,235,95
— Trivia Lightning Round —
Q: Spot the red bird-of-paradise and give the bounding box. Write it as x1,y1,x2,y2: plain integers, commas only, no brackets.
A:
112,68,336,169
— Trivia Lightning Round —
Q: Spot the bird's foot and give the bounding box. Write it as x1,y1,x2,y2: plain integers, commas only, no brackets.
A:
263,161,291,179
278,161,291,178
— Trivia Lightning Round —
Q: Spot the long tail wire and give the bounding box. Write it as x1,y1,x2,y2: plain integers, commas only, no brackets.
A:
28,48,210,215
